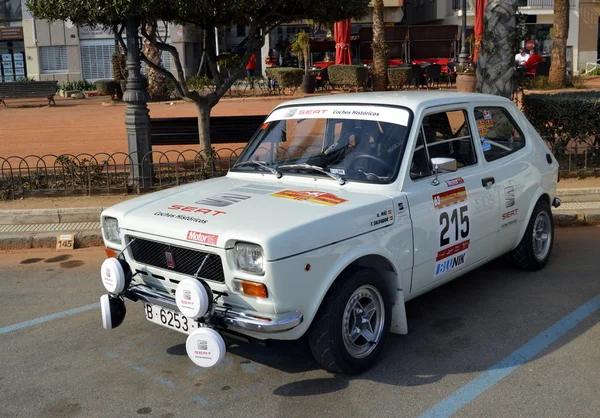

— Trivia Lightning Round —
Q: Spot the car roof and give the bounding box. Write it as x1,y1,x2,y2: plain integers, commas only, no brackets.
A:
272,91,513,113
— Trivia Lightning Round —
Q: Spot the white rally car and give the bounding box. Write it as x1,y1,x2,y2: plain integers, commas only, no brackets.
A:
99,91,560,374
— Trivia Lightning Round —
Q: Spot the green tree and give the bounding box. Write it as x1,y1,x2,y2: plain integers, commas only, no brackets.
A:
548,0,569,88
476,0,519,98
26,0,369,152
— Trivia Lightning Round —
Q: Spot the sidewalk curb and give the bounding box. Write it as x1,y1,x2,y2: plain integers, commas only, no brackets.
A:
556,188,600,203
0,230,103,251
0,210,597,251
0,207,105,225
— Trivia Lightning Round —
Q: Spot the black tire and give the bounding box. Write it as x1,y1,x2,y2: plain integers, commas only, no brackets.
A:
510,199,554,270
307,267,391,375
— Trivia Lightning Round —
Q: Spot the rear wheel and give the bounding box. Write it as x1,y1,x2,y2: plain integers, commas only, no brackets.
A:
307,268,391,374
511,199,554,270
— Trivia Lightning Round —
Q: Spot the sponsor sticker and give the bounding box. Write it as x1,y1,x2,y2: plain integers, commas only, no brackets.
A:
479,127,488,136
167,205,226,216
501,208,519,221
270,190,348,206
186,230,219,245
504,186,515,208
435,240,470,277
432,186,467,210
444,177,464,187
483,110,492,120
371,209,394,227
485,119,494,127
482,141,492,152
477,120,486,128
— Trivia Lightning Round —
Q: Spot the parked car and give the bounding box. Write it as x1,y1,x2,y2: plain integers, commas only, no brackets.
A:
99,91,561,374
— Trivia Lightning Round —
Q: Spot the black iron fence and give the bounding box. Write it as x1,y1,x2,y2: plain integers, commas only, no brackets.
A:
0,143,598,200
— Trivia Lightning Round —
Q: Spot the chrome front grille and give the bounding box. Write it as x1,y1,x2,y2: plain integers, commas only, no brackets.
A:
127,236,225,283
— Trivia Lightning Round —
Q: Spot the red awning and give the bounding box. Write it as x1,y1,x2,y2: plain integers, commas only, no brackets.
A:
473,0,487,62
334,18,352,65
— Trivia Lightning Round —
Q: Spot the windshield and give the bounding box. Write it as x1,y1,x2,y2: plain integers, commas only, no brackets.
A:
233,105,411,184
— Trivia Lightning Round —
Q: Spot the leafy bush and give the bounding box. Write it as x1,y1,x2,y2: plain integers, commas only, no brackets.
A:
529,76,551,90
265,68,303,89
586,67,600,76
328,65,369,91
186,75,216,93
60,79,96,92
522,92,600,150
388,68,409,89
15,77,36,82
95,79,120,96
568,75,587,89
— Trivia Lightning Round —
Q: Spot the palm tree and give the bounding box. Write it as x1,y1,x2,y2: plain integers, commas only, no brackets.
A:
476,0,519,98
548,0,569,88
142,20,168,101
371,0,388,91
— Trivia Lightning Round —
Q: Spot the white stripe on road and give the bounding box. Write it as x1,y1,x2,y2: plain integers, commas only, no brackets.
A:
0,302,100,335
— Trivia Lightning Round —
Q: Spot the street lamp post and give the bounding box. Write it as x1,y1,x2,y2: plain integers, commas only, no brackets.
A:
458,0,469,65
123,15,153,189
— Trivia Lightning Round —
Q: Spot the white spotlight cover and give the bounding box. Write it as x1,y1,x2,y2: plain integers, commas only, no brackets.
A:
101,258,126,294
175,279,209,320
186,328,226,368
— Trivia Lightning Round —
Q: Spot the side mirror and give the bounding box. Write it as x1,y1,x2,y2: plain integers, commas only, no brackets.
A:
430,157,457,186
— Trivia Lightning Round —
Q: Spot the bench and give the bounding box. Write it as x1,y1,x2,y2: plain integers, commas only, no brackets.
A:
150,115,268,146
0,81,58,106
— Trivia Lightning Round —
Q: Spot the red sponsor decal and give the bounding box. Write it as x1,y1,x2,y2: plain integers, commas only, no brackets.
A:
297,109,328,116
168,205,226,216
436,240,470,261
260,122,269,130
432,186,467,210
270,190,348,206
502,208,519,220
444,177,464,187
186,230,219,245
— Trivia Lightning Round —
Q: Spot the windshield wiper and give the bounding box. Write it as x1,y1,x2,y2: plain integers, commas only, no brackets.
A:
232,160,282,178
278,163,346,185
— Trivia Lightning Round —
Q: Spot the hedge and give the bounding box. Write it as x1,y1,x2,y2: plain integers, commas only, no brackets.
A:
265,68,303,89
328,65,369,91
522,92,600,149
95,79,120,96
388,68,410,90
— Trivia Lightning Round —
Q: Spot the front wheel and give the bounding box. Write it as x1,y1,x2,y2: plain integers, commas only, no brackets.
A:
511,199,554,270
307,268,391,374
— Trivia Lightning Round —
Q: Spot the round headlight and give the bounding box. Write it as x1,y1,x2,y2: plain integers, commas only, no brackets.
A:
233,242,264,275
103,217,121,245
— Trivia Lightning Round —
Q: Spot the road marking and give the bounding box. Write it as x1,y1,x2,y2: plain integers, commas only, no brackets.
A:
0,302,100,335
418,293,600,418
106,352,177,389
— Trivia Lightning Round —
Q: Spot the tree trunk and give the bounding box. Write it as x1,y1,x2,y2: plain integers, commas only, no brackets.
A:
371,0,388,91
196,100,212,154
143,20,168,101
549,0,569,88
476,0,519,98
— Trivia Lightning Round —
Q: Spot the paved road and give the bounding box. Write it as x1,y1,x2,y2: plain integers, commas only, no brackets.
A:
1,227,599,418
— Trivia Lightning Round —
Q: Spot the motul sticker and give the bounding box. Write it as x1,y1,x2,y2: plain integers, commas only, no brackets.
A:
432,186,467,210
186,230,219,245
270,190,348,206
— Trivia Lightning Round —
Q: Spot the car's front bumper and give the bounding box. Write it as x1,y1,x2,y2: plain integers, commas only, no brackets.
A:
125,285,303,334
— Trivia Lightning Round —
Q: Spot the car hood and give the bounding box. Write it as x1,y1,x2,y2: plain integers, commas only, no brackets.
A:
102,176,395,260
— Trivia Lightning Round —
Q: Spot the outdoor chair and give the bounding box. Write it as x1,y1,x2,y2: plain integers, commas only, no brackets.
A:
408,64,423,89
445,62,457,87
532,61,550,77
425,64,442,89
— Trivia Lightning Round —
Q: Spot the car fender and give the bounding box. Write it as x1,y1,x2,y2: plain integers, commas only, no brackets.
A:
316,242,408,336
515,186,551,247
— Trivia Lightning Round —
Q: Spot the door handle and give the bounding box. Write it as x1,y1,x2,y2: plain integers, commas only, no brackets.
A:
482,177,495,188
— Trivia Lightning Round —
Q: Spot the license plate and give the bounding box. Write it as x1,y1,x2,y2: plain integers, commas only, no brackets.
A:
144,303,198,334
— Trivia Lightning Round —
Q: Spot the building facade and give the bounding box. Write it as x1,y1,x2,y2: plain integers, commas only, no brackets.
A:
404,0,600,72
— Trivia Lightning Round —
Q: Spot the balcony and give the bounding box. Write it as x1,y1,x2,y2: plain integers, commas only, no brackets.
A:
452,0,577,11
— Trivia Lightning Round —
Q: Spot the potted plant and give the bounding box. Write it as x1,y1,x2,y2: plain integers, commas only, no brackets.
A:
455,64,477,92
292,31,315,94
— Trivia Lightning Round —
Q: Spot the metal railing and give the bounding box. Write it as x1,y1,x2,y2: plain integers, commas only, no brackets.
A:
0,143,598,200
452,0,576,11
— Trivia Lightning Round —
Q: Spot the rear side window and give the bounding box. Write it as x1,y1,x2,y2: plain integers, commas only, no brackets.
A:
473,107,526,162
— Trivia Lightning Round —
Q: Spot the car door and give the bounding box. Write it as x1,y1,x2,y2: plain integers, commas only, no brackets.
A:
468,103,532,255
403,106,500,293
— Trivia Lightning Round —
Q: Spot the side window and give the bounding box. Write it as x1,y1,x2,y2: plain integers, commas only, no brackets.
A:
422,110,477,168
410,128,431,180
473,107,526,162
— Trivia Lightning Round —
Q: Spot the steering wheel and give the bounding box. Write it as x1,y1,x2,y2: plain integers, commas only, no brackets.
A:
347,154,395,174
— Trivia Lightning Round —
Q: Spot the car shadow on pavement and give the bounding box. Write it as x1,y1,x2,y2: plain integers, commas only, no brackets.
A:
258,232,600,397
